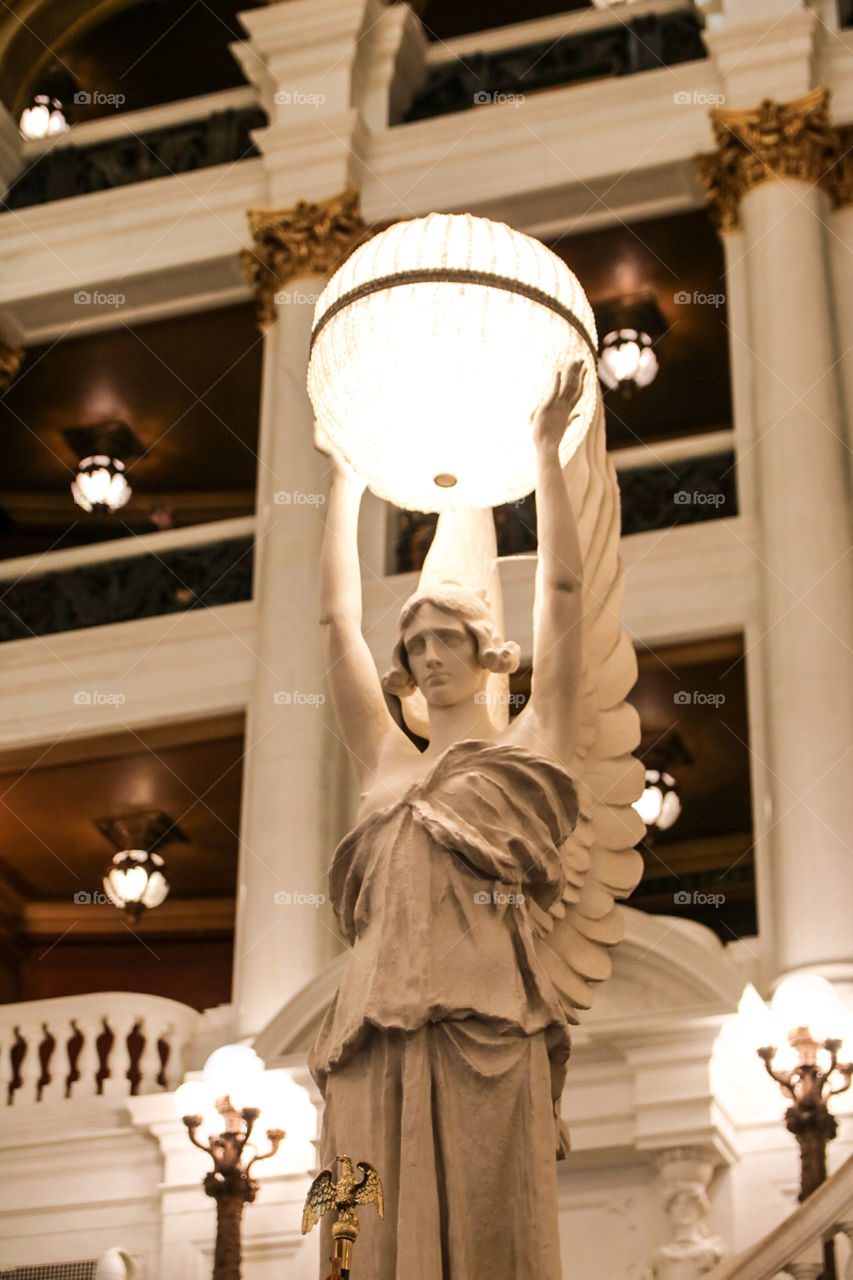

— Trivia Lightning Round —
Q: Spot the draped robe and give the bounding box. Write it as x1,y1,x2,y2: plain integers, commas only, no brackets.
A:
309,739,579,1278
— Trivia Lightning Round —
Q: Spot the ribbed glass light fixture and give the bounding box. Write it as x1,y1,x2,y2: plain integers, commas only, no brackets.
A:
307,212,598,512
598,328,659,394
71,454,132,514
103,848,170,919
634,767,681,831
19,92,69,139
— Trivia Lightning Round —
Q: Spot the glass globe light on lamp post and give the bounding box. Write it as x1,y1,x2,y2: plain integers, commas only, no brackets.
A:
175,1045,287,1280
757,975,852,1207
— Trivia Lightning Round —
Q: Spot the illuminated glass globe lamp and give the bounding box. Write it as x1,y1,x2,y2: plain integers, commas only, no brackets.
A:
64,420,142,515
19,91,70,139
634,767,681,831
71,455,132,513
96,809,187,923
598,328,659,394
103,848,169,920
307,212,599,512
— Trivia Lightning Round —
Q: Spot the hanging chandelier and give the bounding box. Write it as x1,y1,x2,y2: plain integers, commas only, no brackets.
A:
307,212,599,512
95,810,187,922
63,420,142,515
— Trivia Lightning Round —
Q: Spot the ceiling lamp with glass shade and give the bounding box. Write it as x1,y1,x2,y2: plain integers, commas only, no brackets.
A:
307,212,599,512
95,809,188,922
595,293,666,398
19,91,70,139
633,728,691,837
63,420,142,515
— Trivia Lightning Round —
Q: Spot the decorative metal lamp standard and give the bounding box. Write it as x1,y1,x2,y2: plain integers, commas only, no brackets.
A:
175,1045,300,1280
96,810,188,922
307,212,599,514
757,974,853,1209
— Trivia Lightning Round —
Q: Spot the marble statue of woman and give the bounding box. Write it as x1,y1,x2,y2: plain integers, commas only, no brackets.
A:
308,363,644,1278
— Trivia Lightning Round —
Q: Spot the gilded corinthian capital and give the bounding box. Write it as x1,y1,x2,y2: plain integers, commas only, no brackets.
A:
696,88,839,231
243,187,370,326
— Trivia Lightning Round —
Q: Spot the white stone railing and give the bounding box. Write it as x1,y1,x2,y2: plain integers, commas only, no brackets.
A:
703,1153,853,1280
0,992,201,1106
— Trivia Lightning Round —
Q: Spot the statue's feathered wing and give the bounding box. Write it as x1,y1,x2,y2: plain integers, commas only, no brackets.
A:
530,394,645,1020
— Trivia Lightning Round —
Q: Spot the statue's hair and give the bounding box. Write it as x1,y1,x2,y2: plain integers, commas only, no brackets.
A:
382,582,521,698
662,1182,711,1217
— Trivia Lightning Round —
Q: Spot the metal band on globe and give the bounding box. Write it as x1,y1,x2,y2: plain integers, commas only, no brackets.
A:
310,267,599,358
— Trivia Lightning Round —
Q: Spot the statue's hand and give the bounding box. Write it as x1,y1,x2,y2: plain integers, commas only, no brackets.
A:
313,421,366,490
532,360,587,454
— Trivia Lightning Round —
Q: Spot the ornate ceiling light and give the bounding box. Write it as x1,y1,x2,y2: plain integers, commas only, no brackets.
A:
307,212,599,512
19,91,70,139
595,294,665,397
633,728,691,835
95,810,188,922
63,420,142,515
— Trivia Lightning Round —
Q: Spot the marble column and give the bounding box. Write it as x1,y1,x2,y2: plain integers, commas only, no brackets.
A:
825,128,853,475
698,91,853,982
232,191,370,1039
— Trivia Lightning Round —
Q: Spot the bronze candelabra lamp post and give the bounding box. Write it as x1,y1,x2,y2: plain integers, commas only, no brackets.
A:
757,975,853,1280
175,1044,291,1280
182,1095,284,1280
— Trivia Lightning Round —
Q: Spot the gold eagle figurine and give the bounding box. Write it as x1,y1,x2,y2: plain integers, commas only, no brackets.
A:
302,1153,384,1273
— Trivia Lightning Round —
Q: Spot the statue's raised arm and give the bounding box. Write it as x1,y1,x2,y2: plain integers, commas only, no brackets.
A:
505,359,587,768
316,425,409,787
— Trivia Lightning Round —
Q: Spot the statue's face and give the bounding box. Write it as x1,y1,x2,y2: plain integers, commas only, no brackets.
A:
669,1191,701,1227
402,602,488,707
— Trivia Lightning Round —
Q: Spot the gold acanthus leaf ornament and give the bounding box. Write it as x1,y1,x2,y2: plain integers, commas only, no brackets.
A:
243,187,371,327
696,88,841,231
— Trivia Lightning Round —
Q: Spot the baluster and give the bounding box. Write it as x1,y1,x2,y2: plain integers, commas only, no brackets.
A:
836,1220,853,1280
12,1021,43,1105
69,1016,102,1099
0,1030,11,1106
787,1238,824,1280
37,1022,59,1102
135,1016,165,1095
100,1010,138,1100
